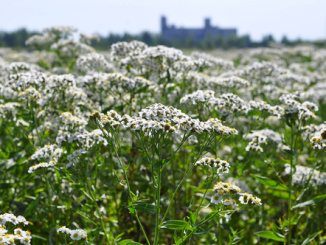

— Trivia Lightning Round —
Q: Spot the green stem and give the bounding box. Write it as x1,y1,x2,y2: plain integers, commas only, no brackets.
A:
161,135,216,224
99,123,151,245
287,122,299,245
153,166,162,245
180,211,220,244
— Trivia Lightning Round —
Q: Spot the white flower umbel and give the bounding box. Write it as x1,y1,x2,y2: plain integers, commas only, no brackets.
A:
0,213,31,245
57,226,87,241
29,144,63,173
195,157,230,174
284,164,326,186
245,129,284,152
211,182,262,206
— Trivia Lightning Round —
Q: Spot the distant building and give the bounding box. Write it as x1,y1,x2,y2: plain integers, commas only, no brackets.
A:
160,16,237,42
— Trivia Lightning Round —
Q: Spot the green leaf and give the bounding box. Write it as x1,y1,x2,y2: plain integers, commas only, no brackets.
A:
118,239,142,245
292,200,314,209
31,235,47,241
252,175,288,191
301,231,322,245
161,220,192,231
133,202,156,214
292,194,326,209
313,194,326,202
255,231,285,242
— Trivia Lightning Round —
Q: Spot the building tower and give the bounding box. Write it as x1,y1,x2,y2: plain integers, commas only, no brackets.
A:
204,17,211,29
161,16,168,32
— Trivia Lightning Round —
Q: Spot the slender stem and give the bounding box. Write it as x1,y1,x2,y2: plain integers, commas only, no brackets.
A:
194,173,216,221
161,135,216,224
98,122,151,245
287,122,299,245
180,211,220,244
112,131,151,245
153,166,162,245
287,125,293,245
86,181,111,243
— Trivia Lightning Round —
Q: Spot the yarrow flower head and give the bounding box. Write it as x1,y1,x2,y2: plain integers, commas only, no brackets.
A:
304,123,326,150
76,53,113,73
195,157,230,174
280,94,318,121
94,103,237,137
0,213,31,245
245,129,284,152
284,164,326,186
57,226,87,241
0,214,28,226
211,182,262,206
28,144,63,173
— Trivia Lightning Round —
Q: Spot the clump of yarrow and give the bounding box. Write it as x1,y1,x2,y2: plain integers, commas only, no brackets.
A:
57,226,87,241
94,103,238,137
303,123,326,150
280,94,318,121
245,129,286,152
180,90,285,118
76,53,114,73
195,157,230,174
211,182,262,206
0,213,31,245
28,144,64,173
283,164,326,186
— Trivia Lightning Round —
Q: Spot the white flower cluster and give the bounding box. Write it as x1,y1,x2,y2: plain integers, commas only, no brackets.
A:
29,144,63,173
26,26,76,47
248,100,284,118
76,53,113,73
304,123,326,150
180,90,215,105
211,76,250,89
184,72,249,90
302,82,326,104
80,72,155,99
195,157,230,174
280,94,318,121
73,129,108,150
57,226,87,241
0,213,31,245
51,39,95,56
48,74,76,89
0,214,28,226
106,73,154,92
211,182,262,206
180,89,319,122
95,103,238,136
8,71,46,92
214,93,250,113
180,91,250,114
52,112,108,167
26,26,96,61
110,42,203,80
0,102,20,119
59,112,87,129
191,51,234,70
6,62,40,74
2,68,93,113
245,129,284,152
284,164,326,186
110,40,148,63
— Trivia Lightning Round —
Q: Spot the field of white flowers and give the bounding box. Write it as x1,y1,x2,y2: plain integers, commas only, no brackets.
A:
0,27,325,244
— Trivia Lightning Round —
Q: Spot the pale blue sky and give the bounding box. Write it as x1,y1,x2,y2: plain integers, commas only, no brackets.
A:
0,0,325,40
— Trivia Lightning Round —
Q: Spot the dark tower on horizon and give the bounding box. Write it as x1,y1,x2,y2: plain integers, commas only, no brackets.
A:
204,17,211,29
160,16,237,42
161,16,168,32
